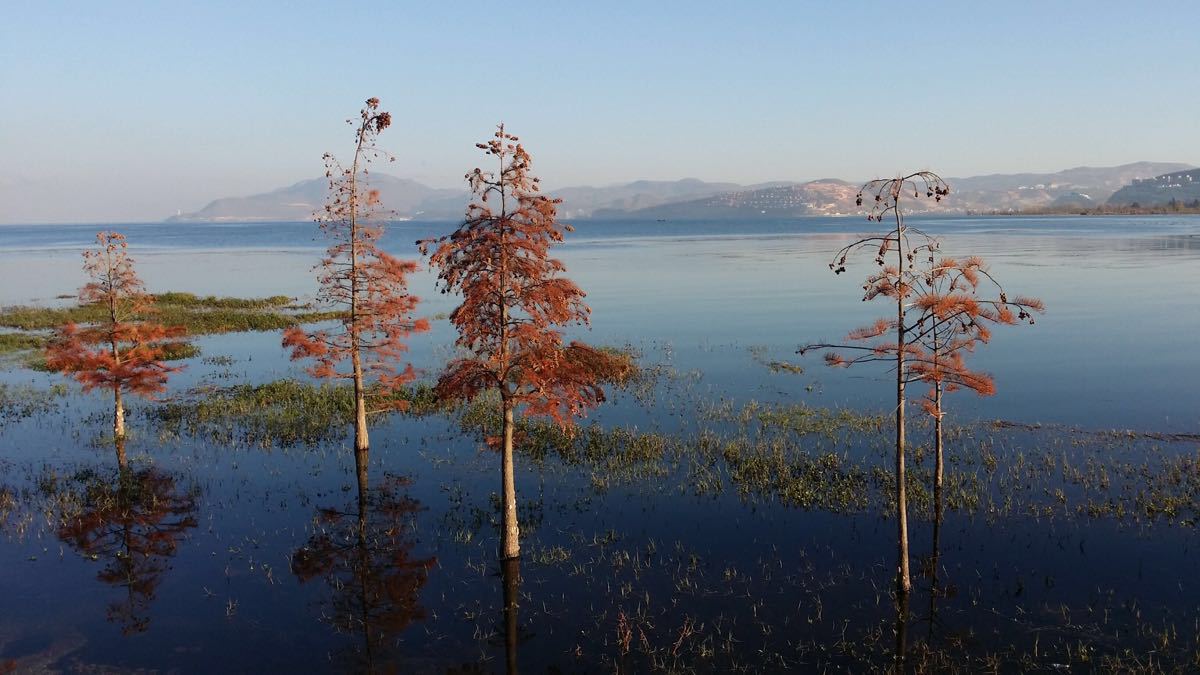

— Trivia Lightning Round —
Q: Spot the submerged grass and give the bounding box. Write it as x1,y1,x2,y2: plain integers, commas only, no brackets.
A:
0,383,68,427
137,368,1200,529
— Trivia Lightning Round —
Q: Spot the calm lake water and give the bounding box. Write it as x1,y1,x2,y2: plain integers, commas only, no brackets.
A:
4,215,1199,430
1,215,1198,672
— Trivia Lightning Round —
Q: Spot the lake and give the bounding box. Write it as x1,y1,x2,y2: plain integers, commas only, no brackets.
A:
1,215,1198,672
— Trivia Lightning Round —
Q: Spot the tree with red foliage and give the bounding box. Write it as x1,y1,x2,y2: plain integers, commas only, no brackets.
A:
420,125,617,560
283,97,429,463
907,256,1042,508
45,232,186,458
801,174,1042,595
800,172,948,595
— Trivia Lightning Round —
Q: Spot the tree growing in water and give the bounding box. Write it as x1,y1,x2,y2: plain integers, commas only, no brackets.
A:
283,97,429,468
907,256,1042,511
799,172,948,596
45,232,187,460
802,175,1043,595
420,124,617,560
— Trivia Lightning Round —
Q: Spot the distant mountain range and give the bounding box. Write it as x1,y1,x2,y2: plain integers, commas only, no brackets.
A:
168,174,465,222
168,161,1195,222
1106,168,1200,207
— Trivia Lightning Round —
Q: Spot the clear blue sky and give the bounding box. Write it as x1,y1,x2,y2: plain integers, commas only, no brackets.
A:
2,0,1197,223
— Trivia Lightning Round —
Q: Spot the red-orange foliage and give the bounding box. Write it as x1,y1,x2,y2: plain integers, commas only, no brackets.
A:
45,232,186,442
800,172,947,598
801,173,1043,598
421,125,608,425
282,98,429,453
907,256,1043,419
58,468,199,634
420,124,616,559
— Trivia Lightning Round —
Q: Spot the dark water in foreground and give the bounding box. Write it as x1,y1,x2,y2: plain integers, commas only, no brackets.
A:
0,216,1198,672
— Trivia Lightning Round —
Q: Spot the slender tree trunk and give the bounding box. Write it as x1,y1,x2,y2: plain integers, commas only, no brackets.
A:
496,147,520,561
501,557,521,675
115,435,128,471
352,350,369,453
934,380,944,503
501,401,520,560
349,122,368,454
894,216,911,597
110,309,125,441
113,386,126,441
929,372,945,645
929,470,943,645
895,354,910,596
356,431,370,514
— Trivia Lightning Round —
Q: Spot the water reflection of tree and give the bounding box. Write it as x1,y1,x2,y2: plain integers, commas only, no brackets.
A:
498,558,525,675
292,472,435,671
57,463,200,634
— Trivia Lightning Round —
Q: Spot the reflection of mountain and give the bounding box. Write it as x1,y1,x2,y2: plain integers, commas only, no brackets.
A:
292,473,435,671
57,467,199,634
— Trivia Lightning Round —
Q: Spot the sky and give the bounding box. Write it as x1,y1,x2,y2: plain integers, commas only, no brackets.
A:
2,0,1198,223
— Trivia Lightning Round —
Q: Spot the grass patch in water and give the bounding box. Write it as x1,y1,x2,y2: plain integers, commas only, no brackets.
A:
153,379,442,448
0,332,45,355
0,292,344,335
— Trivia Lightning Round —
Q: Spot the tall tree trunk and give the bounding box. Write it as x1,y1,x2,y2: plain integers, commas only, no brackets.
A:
352,349,369,453
934,380,944,505
349,121,368,454
115,435,128,471
113,386,126,441
895,220,911,597
501,557,521,674
929,472,943,644
929,377,945,645
500,401,520,560
355,430,370,514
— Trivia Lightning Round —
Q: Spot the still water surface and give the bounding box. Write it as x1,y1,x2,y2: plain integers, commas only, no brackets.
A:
0,216,1197,671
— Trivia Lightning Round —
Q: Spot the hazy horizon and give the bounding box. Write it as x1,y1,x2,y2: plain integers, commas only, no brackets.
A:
3,1,1199,223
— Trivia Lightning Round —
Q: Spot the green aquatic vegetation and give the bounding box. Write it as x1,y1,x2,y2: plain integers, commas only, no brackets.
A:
701,399,885,443
150,292,295,309
0,292,343,335
0,332,45,356
456,395,677,490
718,435,871,511
153,380,442,448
